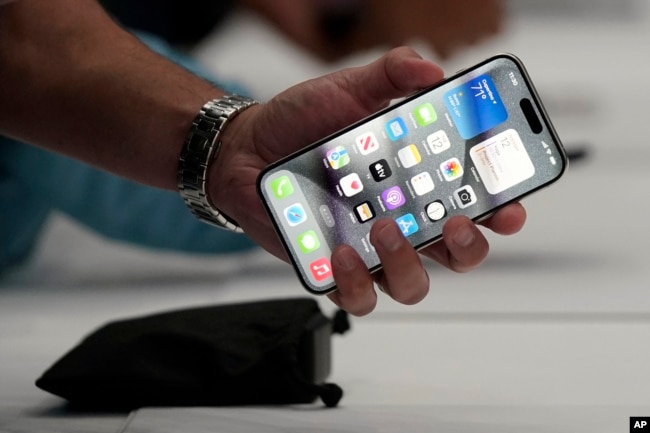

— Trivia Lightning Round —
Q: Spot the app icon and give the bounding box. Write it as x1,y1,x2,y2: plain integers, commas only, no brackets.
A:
386,117,408,141
444,74,508,139
369,159,392,182
411,171,434,196
297,230,320,254
426,130,451,154
425,200,447,222
398,144,422,168
355,132,380,155
414,102,437,126
354,201,375,223
340,173,363,197
381,186,406,210
396,213,419,237
326,146,350,169
283,203,307,226
454,185,477,209
270,175,294,199
309,257,332,282
440,157,464,181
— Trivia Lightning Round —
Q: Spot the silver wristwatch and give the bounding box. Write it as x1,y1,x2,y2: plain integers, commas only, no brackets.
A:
177,94,258,232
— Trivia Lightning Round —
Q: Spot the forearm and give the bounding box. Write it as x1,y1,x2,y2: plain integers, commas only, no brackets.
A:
0,0,224,190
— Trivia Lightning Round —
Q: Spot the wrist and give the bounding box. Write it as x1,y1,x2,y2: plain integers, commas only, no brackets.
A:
177,95,259,232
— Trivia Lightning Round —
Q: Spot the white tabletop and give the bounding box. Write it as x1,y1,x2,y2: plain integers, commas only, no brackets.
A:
3,2,650,432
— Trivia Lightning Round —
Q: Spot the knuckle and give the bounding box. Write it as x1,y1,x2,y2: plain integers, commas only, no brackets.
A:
389,276,430,305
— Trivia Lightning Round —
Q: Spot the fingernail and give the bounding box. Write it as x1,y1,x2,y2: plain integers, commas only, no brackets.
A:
453,223,475,247
376,222,403,252
335,246,358,271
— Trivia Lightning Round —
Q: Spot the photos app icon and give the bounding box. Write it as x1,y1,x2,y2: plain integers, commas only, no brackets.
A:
440,157,464,181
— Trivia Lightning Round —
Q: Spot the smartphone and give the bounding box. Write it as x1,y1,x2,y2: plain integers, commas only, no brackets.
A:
257,54,567,294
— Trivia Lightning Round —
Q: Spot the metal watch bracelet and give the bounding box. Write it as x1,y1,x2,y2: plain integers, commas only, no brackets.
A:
177,95,258,232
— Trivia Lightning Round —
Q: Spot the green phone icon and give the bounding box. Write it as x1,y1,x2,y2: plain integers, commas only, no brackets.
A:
270,175,294,199
297,230,320,254
414,102,437,126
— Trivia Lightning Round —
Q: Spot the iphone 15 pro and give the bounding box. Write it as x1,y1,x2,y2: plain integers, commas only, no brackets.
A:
258,54,567,294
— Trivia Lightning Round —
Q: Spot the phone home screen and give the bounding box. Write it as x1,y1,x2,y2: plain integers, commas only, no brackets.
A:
259,54,566,294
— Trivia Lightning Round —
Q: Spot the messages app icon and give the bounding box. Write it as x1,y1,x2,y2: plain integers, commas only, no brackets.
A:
444,74,508,139
297,230,320,254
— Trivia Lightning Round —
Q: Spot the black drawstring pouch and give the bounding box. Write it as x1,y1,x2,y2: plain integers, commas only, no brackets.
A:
35,297,350,410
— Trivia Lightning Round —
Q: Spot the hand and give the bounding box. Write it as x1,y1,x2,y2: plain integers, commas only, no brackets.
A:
209,47,526,315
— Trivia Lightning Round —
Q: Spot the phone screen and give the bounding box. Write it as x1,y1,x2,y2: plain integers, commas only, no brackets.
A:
258,54,567,294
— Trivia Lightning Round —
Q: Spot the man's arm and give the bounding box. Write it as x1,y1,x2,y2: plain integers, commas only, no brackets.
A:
0,0,222,190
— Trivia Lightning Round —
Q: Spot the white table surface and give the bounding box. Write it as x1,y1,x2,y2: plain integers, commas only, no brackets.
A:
3,2,650,432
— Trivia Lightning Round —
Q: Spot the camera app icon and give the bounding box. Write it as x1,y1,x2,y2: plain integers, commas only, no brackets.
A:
453,185,477,209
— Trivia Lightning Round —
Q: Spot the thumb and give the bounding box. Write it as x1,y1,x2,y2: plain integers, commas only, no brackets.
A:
336,46,445,112
252,47,445,162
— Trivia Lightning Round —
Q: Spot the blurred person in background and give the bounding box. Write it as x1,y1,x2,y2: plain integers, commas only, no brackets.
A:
100,0,504,61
